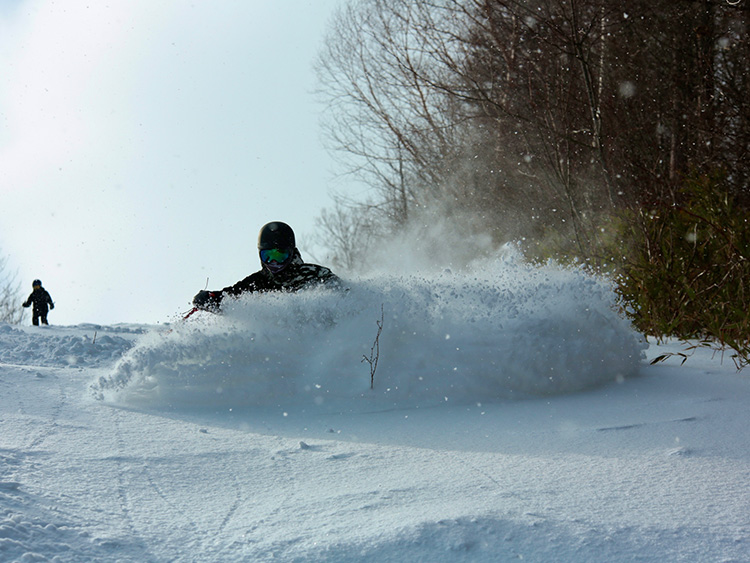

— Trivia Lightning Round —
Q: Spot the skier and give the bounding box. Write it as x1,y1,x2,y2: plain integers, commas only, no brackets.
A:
22,279,54,326
192,221,340,312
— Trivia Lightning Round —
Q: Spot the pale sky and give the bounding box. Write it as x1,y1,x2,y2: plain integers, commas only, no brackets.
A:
0,0,345,325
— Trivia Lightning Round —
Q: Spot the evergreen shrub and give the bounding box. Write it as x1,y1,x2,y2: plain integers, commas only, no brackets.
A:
616,172,750,368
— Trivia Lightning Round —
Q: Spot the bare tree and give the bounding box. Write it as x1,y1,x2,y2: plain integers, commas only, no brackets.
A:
315,0,749,265
315,196,380,272
0,254,24,324
316,0,468,224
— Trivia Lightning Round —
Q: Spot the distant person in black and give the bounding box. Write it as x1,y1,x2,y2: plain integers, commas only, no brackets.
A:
22,279,54,326
192,221,340,312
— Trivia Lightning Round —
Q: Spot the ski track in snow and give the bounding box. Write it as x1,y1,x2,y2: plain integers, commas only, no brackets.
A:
1,265,750,562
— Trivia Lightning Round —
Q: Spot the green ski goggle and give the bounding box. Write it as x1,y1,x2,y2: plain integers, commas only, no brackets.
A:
260,248,291,264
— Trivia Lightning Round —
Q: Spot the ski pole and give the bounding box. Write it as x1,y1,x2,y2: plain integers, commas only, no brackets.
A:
182,307,199,320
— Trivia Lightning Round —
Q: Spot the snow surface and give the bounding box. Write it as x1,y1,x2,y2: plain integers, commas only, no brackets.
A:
1,260,749,562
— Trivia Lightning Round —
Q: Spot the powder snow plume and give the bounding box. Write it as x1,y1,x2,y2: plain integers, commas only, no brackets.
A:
92,254,646,411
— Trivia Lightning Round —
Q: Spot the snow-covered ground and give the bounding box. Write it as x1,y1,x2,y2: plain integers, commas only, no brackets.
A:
1,261,749,562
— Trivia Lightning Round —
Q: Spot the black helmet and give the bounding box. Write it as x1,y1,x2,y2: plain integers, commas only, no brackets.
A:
32,279,42,287
257,221,295,251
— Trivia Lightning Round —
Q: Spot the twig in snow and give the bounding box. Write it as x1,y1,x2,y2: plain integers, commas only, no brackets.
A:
362,304,384,390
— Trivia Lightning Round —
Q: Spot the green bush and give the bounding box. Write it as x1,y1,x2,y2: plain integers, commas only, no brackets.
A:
616,171,750,368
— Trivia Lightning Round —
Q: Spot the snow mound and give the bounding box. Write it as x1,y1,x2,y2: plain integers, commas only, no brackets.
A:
0,324,137,368
92,258,646,410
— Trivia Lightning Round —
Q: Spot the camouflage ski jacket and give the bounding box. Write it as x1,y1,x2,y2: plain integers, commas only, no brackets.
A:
197,250,340,311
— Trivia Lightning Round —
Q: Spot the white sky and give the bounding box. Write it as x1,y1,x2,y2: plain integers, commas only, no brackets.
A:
0,0,344,325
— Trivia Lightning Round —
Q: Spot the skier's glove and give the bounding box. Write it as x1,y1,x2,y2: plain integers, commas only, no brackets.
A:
192,290,218,310
50,303,54,310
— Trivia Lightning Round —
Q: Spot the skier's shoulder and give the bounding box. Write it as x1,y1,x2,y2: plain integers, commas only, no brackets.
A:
298,262,335,277
293,262,342,288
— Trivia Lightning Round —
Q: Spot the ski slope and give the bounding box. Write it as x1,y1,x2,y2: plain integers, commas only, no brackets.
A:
1,264,749,562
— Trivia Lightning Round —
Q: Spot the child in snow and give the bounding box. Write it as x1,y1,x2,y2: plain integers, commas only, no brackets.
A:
22,279,55,326
192,221,341,312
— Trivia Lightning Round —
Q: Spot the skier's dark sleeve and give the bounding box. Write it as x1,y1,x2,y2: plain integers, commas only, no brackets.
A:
222,273,264,296
46,291,54,309
192,272,265,311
